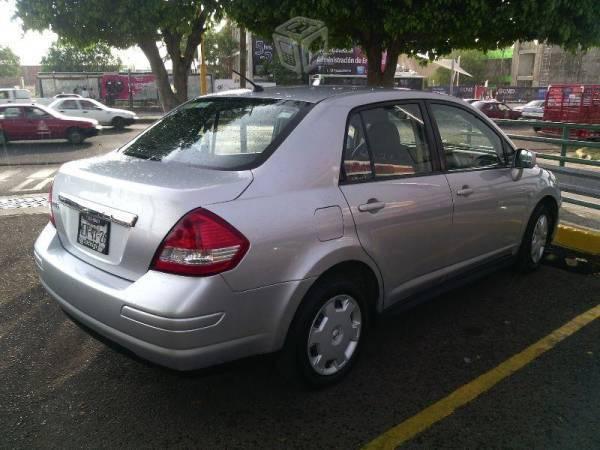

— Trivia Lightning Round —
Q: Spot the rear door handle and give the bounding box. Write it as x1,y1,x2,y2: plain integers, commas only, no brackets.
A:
358,200,386,213
457,186,474,197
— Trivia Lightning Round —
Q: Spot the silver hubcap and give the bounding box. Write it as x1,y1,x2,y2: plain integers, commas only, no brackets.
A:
531,214,549,263
307,295,362,376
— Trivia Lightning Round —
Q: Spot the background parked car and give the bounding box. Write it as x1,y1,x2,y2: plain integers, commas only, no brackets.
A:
517,100,545,119
0,103,99,144
0,88,32,104
48,98,138,130
53,93,84,99
472,100,522,119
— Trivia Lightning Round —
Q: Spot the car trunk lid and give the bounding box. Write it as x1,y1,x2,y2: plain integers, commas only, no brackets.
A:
52,154,253,281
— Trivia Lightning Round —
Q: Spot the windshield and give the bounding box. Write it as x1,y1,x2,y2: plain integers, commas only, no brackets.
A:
121,97,311,170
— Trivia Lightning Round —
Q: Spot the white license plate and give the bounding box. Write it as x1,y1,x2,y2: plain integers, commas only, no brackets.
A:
77,213,110,255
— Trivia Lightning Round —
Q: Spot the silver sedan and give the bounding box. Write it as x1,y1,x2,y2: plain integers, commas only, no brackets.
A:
34,86,560,386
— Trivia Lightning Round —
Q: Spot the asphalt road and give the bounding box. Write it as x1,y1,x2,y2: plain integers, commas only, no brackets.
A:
0,124,146,167
1,213,599,448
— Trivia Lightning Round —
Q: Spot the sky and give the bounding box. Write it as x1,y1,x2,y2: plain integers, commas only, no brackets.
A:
0,0,151,69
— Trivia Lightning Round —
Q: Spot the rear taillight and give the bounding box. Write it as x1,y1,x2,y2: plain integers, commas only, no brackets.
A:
151,208,249,276
48,182,56,227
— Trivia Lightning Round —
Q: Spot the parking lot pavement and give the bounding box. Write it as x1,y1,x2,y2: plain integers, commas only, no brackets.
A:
0,124,148,167
1,213,598,449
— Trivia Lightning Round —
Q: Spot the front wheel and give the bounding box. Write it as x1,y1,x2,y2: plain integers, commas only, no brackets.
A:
112,117,125,130
67,128,85,145
280,275,367,387
517,204,551,271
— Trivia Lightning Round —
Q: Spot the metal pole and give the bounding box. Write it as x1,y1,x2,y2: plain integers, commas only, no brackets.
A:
449,58,455,96
560,125,569,167
200,40,208,95
239,26,247,88
128,69,133,109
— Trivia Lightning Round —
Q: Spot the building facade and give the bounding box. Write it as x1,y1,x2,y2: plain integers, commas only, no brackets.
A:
512,41,600,87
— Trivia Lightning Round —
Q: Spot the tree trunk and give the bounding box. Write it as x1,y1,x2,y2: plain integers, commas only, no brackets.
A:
172,58,189,105
138,39,179,111
239,26,247,88
365,43,400,87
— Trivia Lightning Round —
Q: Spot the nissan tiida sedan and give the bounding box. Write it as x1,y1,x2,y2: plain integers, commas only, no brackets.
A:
35,87,560,386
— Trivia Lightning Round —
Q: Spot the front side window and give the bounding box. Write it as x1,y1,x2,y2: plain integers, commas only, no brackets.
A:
80,100,98,110
0,91,9,100
430,103,506,170
60,100,79,110
15,90,30,99
122,97,311,170
25,107,51,120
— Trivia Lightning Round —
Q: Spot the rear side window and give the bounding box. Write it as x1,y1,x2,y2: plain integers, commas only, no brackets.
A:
122,97,311,170
1,107,21,118
362,104,432,177
342,103,433,182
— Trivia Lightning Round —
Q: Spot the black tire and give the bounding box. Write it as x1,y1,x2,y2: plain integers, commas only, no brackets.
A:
112,117,125,130
67,128,85,145
533,126,541,132
516,203,552,272
279,273,369,388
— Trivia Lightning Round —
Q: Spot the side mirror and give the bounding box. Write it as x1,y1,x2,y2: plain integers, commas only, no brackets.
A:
514,148,536,169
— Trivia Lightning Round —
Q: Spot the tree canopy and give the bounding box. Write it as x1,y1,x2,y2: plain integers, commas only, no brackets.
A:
204,21,238,79
41,41,122,72
226,0,600,86
0,46,21,78
16,0,222,110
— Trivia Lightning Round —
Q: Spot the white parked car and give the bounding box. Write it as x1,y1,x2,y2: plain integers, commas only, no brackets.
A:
0,88,32,104
48,98,138,129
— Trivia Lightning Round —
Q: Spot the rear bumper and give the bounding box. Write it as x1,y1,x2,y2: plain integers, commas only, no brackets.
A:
34,223,313,370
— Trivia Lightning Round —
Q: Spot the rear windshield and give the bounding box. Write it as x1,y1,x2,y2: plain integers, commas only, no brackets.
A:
122,97,311,170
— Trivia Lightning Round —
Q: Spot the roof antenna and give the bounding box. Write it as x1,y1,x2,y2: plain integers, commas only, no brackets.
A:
232,70,264,92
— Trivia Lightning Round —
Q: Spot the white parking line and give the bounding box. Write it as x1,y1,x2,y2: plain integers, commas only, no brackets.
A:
28,168,57,179
0,169,21,182
10,168,57,192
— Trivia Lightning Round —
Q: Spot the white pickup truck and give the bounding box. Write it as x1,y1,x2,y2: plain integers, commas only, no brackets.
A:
0,88,32,104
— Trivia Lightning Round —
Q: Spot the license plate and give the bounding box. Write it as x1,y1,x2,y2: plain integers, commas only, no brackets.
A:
77,212,110,255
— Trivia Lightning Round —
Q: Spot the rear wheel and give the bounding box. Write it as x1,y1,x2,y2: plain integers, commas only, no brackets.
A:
112,117,125,130
280,274,367,387
67,128,84,144
517,203,551,271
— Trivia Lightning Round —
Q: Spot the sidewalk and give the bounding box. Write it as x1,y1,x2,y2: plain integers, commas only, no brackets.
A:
561,194,600,230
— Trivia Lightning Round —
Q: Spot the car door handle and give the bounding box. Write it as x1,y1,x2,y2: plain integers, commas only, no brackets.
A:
457,186,474,197
358,200,386,213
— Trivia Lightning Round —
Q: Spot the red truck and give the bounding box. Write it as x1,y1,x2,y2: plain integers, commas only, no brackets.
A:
0,103,99,144
541,84,600,139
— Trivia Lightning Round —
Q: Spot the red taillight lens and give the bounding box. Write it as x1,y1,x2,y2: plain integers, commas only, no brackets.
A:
48,182,56,227
151,208,249,276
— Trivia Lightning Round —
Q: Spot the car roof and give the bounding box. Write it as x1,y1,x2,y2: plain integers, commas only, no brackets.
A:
0,103,39,108
203,85,453,104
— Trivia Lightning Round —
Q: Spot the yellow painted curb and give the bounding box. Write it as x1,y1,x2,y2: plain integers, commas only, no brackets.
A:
553,223,600,255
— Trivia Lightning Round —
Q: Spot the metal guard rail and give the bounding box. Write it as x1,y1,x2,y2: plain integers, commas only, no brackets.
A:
493,118,600,210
